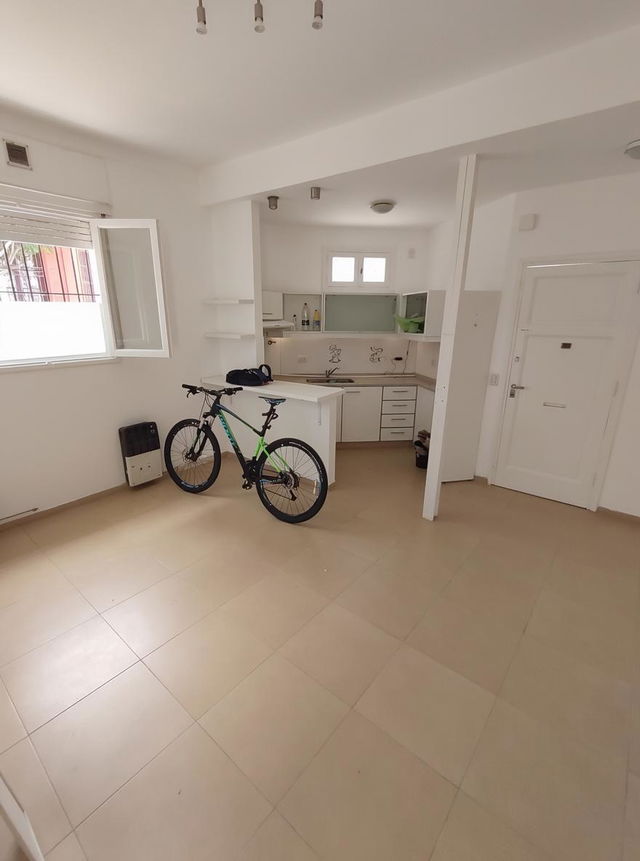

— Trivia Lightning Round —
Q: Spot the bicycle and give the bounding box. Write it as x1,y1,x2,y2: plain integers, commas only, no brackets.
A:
163,384,328,523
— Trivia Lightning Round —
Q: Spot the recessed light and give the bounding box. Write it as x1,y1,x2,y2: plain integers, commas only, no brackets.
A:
370,200,395,214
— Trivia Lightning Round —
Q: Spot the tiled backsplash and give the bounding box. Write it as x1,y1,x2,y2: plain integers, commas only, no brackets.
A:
266,335,421,375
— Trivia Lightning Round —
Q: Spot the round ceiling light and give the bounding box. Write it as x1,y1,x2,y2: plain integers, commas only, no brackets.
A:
370,200,395,214
624,140,640,160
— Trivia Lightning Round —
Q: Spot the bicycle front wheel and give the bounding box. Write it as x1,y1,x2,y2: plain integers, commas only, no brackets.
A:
255,438,328,523
164,419,221,493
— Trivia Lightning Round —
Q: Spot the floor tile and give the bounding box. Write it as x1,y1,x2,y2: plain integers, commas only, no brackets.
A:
501,635,632,759
236,811,317,860
32,663,191,826
463,700,626,861
468,532,555,586
279,712,456,861
329,518,401,562
0,738,71,854
1,617,136,731
0,678,25,753
356,645,494,784
280,604,399,705
0,555,70,611
218,572,328,650
64,548,173,612
76,725,270,861
336,561,441,638
431,791,551,861
546,554,640,618
0,584,95,666
201,654,347,802
46,833,87,860
0,527,37,566
526,588,638,682
145,611,271,718
625,773,640,860
102,569,223,657
281,544,370,599
443,560,540,630
408,595,522,693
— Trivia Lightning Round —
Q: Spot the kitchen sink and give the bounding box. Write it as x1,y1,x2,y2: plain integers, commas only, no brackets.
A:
306,377,354,384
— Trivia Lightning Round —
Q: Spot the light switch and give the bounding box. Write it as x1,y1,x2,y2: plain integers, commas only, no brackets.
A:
489,373,500,386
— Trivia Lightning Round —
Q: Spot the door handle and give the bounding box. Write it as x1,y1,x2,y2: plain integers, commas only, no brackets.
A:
509,384,525,398
543,402,566,408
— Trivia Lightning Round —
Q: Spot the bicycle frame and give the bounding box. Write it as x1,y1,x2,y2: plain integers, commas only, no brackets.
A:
196,396,292,488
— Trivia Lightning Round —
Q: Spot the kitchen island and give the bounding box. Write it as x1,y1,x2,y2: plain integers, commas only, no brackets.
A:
201,375,343,483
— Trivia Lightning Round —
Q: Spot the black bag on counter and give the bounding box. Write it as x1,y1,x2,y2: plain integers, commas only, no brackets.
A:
225,364,273,386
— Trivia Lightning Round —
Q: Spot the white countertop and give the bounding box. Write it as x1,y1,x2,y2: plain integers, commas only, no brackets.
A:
277,373,437,390
201,376,343,404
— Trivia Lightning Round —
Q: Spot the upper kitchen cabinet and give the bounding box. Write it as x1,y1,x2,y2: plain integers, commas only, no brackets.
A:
397,290,445,339
324,293,398,332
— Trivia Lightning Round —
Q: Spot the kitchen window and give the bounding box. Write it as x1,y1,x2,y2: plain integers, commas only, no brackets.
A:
0,205,169,367
327,252,390,287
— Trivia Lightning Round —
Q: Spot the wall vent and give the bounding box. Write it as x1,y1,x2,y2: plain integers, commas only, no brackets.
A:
4,140,31,169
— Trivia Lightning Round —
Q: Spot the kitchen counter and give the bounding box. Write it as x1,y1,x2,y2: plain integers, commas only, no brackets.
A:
276,373,436,390
202,376,344,403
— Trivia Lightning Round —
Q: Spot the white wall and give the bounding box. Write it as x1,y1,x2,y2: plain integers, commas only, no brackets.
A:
261,223,433,295
475,172,640,517
0,122,209,518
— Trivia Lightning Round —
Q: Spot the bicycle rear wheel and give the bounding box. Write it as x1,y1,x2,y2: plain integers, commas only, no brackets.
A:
255,438,327,523
164,419,221,493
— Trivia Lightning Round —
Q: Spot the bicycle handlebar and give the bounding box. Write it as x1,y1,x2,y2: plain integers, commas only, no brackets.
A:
181,383,243,398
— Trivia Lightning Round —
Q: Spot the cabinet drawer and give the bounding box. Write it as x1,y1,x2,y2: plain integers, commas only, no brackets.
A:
383,386,417,399
380,427,414,441
381,400,416,414
381,414,414,428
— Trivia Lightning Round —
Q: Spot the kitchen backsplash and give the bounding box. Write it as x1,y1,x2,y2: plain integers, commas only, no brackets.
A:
266,335,438,376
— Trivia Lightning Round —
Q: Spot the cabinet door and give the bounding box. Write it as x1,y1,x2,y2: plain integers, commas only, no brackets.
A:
341,387,382,441
414,387,435,435
262,291,283,320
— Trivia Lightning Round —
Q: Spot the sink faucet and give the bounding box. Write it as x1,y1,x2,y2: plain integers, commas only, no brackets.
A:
325,368,338,379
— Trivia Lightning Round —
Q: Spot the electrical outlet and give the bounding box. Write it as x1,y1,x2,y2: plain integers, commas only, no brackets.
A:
489,373,500,386
297,355,307,364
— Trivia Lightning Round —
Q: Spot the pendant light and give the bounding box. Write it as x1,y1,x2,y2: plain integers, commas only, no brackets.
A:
195,0,207,35
312,0,324,29
254,1,265,32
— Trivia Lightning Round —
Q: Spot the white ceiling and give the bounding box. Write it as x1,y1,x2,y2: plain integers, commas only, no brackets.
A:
257,102,640,227
2,0,640,165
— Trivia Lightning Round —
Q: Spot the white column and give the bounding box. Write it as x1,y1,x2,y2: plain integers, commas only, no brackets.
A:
423,154,478,520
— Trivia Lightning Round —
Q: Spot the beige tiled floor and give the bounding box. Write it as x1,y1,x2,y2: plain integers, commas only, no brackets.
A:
0,447,638,860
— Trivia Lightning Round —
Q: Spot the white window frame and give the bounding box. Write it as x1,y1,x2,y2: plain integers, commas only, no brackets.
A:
326,251,391,288
90,218,170,358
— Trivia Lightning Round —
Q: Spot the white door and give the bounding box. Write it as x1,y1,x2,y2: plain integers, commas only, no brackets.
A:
341,387,382,441
494,261,640,508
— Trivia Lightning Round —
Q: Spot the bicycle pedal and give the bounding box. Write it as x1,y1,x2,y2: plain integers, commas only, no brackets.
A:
242,480,252,490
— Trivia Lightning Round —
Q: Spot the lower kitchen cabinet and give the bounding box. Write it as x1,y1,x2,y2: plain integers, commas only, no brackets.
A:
414,386,435,435
341,386,382,441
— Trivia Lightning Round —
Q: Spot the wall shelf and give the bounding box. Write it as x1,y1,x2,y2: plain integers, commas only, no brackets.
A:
203,297,254,305
402,334,441,343
204,332,255,340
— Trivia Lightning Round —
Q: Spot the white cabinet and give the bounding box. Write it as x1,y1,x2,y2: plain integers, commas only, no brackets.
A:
262,291,283,320
341,386,382,441
414,387,435,435
399,291,445,337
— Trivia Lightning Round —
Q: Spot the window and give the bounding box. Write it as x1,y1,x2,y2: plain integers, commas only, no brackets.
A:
327,252,390,287
0,208,169,367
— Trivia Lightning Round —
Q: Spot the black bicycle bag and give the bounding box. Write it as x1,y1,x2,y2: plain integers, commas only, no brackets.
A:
225,364,273,386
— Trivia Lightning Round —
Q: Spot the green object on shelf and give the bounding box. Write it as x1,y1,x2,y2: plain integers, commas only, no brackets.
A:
394,314,425,333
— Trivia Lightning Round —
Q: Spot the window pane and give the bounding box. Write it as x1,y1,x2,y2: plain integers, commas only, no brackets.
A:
0,241,105,362
362,256,386,283
99,226,163,351
331,256,355,283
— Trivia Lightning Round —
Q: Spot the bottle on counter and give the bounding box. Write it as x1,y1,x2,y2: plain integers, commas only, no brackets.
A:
312,308,321,331
301,303,310,330
292,314,297,331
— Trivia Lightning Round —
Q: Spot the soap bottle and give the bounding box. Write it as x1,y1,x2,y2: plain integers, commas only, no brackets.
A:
313,308,321,331
301,303,310,330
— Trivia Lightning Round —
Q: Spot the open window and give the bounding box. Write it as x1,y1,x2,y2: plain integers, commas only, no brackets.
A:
91,219,169,358
0,202,169,367
327,251,390,288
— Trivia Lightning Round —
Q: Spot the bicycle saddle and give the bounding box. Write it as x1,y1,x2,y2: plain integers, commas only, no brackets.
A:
259,396,286,405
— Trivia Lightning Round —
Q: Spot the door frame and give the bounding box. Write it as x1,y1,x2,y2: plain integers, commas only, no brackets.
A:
490,252,640,510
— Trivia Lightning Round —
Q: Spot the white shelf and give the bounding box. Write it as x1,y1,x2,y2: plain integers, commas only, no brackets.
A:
402,334,441,343
203,332,255,340
203,297,254,305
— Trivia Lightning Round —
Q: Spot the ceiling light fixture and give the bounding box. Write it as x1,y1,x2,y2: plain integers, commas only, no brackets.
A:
312,0,324,29
370,200,396,214
624,139,640,160
195,0,207,35
310,186,321,200
267,195,279,210
254,1,265,33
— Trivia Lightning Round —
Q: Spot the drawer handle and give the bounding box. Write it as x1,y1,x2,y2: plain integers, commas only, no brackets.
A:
389,431,406,435
390,418,405,422
390,389,409,393
344,391,360,394
543,402,566,408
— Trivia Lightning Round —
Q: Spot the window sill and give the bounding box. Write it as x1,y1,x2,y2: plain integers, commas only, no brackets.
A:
0,356,122,374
